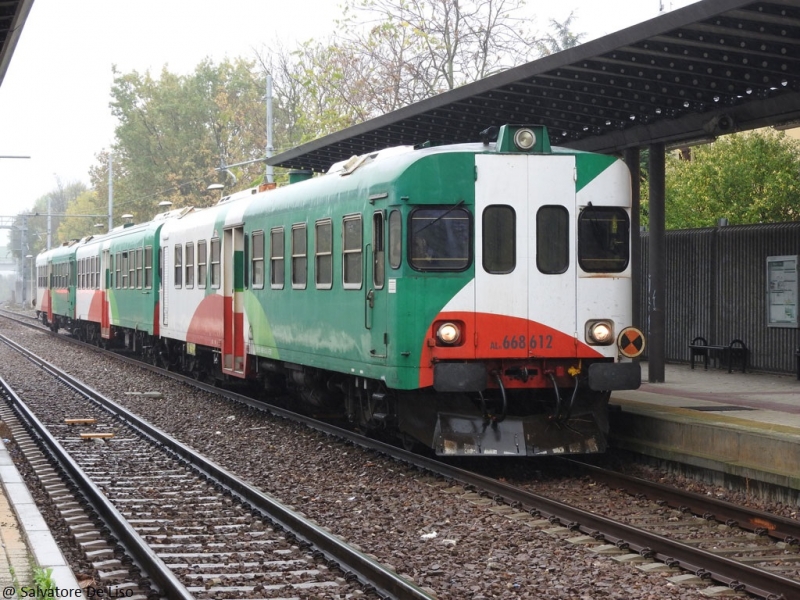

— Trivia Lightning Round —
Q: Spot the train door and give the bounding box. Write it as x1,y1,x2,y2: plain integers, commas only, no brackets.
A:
101,249,111,338
474,154,530,356
222,225,247,377
161,246,168,327
365,211,388,361
474,154,577,356
45,260,53,324
526,155,577,353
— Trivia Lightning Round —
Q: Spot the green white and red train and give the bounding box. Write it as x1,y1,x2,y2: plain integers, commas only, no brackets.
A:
35,124,643,456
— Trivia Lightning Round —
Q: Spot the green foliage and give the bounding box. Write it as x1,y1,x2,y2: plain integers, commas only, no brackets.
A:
96,58,268,225
641,130,800,229
8,180,87,257
56,189,107,243
30,567,56,593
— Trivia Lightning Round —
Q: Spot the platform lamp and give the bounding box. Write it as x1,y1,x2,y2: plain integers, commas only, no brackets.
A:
207,183,225,202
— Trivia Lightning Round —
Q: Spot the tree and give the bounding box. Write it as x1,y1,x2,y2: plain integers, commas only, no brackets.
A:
337,0,542,107
535,12,585,56
56,189,107,243
9,179,87,257
641,129,800,229
101,58,268,224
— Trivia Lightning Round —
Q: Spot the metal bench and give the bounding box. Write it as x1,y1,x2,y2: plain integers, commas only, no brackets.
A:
688,337,748,373
796,347,799,381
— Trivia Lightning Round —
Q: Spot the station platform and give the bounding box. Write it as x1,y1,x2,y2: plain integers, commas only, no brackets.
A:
609,362,800,499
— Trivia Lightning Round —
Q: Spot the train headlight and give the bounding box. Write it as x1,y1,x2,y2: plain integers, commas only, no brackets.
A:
513,128,536,151
436,322,461,345
586,320,614,345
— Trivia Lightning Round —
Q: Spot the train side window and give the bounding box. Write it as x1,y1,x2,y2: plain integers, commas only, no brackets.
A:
174,245,183,288
128,250,135,289
315,219,332,289
251,231,264,289
144,246,153,289
409,206,471,272
578,205,630,273
388,210,402,269
185,243,194,289
270,228,284,289
115,253,121,289
210,238,221,289
292,224,307,289
197,240,207,288
136,248,143,289
373,212,385,289
482,205,516,274
536,206,569,274
342,215,362,289
109,253,114,289
78,259,83,289
121,252,129,288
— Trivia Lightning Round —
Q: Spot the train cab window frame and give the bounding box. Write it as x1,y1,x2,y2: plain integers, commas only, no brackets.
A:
197,240,207,288
291,223,308,290
185,242,194,289
174,245,183,289
270,227,285,290
388,209,402,269
210,238,221,289
537,205,570,274
342,215,362,289
409,205,472,272
482,205,516,274
144,246,153,289
315,219,332,290
577,205,630,273
251,231,265,289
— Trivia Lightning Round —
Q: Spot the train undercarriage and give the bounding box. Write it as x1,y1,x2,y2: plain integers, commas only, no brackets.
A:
41,315,615,457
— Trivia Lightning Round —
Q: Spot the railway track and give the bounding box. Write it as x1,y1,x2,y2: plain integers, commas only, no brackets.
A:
0,329,433,599
3,308,800,598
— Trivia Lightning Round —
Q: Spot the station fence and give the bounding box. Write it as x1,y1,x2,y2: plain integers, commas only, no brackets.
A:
638,221,800,375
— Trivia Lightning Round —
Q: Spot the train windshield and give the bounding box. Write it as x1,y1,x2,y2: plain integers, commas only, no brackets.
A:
409,206,471,271
578,206,630,273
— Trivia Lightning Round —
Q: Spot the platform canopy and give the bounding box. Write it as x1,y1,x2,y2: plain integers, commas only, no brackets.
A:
0,0,33,89
269,0,800,172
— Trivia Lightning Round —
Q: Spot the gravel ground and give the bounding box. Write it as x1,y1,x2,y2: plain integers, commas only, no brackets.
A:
0,316,760,599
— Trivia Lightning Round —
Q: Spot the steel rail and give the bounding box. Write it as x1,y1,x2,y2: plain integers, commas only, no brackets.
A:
0,331,435,600
568,459,800,544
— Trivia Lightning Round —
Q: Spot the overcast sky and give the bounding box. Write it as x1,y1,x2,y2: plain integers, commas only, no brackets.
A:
0,0,700,229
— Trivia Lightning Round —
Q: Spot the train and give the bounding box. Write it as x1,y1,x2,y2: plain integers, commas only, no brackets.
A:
35,124,643,457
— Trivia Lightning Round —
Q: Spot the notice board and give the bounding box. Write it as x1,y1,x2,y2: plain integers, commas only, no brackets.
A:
767,255,799,328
